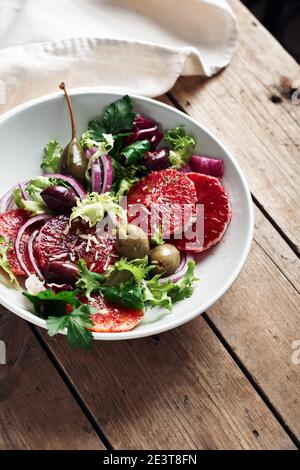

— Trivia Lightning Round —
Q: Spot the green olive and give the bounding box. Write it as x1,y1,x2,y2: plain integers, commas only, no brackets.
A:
150,244,181,276
105,269,132,287
116,224,150,260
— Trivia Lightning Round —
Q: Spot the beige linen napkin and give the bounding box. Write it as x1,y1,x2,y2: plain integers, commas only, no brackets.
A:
0,0,237,112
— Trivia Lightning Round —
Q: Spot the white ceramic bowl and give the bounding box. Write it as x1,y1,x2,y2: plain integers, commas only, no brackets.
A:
0,89,253,340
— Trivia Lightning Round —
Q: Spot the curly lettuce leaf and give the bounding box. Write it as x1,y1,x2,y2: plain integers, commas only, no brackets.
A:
110,159,141,198
115,177,139,199
142,260,197,311
41,140,63,173
151,226,164,246
76,259,104,299
0,237,19,286
164,126,195,169
13,176,54,215
13,176,72,215
70,192,126,228
80,132,114,153
108,257,153,284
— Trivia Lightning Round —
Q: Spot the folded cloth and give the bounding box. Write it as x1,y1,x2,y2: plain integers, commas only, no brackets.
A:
0,0,237,112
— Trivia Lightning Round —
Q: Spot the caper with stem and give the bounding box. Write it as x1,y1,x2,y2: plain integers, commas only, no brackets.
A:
58,82,87,185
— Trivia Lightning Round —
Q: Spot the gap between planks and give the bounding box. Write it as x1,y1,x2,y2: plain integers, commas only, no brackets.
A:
202,312,300,449
28,322,114,451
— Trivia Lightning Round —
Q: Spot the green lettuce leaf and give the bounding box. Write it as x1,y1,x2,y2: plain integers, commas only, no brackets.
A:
13,176,59,215
108,256,153,284
41,140,63,173
151,226,164,246
142,260,197,311
80,132,114,153
164,126,195,169
76,259,104,299
0,237,19,285
69,192,126,228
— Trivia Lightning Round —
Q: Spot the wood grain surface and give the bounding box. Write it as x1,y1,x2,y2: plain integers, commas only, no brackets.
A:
169,0,300,252
0,309,104,450
0,0,299,451
39,319,295,450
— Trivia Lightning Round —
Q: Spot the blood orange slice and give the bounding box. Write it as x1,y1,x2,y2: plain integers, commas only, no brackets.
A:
89,294,143,332
127,169,197,237
34,215,118,274
173,172,231,253
0,209,34,275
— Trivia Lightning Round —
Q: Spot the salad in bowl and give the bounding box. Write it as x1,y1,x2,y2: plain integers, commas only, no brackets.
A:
0,84,234,350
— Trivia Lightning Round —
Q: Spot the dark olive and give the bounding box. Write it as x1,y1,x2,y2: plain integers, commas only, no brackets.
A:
105,269,133,287
45,261,79,286
150,244,181,276
58,82,87,185
143,147,169,172
116,224,150,260
41,185,77,214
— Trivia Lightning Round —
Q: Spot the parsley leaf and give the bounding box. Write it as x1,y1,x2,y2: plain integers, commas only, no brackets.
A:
41,140,63,173
86,95,135,142
102,95,135,134
23,289,80,316
46,303,93,350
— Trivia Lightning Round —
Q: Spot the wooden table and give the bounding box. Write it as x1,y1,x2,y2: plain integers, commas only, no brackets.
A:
0,0,299,450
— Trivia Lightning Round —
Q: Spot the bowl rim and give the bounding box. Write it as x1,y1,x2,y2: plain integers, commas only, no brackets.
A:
0,87,254,340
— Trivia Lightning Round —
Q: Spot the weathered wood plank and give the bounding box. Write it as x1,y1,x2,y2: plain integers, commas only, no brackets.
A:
0,310,105,450
206,236,300,439
159,88,300,440
40,319,295,450
169,0,300,250
253,206,299,292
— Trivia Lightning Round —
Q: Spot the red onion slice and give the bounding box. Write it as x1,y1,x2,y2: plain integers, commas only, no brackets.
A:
15,214,52,277
92,159,102,193
28,229,45,280
101,155,113,193
190,155,224,178
0,180,30,213
44,173,86,198
86,147,97,160
19,182,29,201
157,254,193,284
